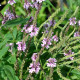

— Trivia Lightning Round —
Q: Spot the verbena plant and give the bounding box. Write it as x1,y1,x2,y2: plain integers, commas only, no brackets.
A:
0,0,80,80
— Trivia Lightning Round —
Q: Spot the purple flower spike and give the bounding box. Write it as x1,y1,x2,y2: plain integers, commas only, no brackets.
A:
31,53,38,61
24,2,33,10
16,41,26,52
21,25,39,37
47,58,57,68
64,50,74,60
4,10,15,20
74,32,80,37
69,17,76,26
33,2,39,10
8,0,16,5
27,25,34,33
24,2,31,10
29,62,40,74
52,35,58,42
41,38,52,49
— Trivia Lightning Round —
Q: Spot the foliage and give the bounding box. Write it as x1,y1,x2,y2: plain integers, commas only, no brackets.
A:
0,0,80,80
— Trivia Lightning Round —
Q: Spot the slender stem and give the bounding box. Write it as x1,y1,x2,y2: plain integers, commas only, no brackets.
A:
14,51,20,75
50,67,53,80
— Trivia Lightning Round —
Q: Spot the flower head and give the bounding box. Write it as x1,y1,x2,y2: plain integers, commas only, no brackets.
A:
22,25,39,37
47,58,57,68
16,41,26,52
29,26,39,37
33,2,39,9
2,10,15,24
8,0,16,5
52,35,58,42
64,50,74,60
29,62,40,74
41,37,52,49
24,2,32,10
31,53,38,61
69,17,76,25
4,10,15,20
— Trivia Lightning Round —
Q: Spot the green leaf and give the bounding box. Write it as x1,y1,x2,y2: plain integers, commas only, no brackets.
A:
71,69,80,75
3,17,30,27
17,7,26,16
71,69,80,79
0,40,8,49
4,32,13,39
0,46,9,59
45,0,56,10
3,65,17,80
13,28,17,39
7,54,16,64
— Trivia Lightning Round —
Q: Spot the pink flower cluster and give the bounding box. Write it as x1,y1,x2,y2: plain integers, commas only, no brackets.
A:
69,17,80,26
41,37,52,49
64,50,74,60
29,53,40,74
41,35,58,49
31,53,38,61
47,58,57,68
24,0,45,10
29,62,40,74
24,2,33,10
22,25,39,37
52,35,58,42
16,41,26,52
8,0,16,5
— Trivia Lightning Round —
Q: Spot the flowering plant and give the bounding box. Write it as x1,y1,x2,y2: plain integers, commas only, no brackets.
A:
0,0,80,80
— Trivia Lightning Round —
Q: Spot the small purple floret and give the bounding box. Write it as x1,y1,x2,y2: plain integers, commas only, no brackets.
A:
29,62,40,74
64,50,74,60
47,58,57,68
69,17,76,26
